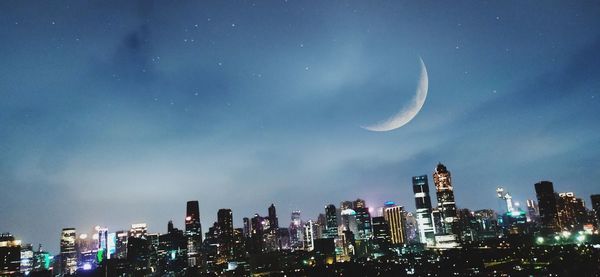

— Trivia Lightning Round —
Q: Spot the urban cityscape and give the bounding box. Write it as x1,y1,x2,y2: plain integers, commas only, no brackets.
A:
2,163,600,276
3,1,600,276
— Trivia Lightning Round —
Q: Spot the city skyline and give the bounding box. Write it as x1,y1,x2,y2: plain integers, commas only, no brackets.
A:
2,0,600,262
3,164,596,255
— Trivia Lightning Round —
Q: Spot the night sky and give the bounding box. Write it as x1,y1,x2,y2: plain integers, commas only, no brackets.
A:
1,1,599,254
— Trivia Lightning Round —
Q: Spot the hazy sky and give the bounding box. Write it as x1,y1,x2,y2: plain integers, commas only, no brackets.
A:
1,1,599,253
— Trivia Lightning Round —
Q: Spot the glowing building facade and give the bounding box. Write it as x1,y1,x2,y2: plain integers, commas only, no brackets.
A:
383,204,406,245
433,163,459,242
412,175,435,246
185,200,202,267
60,228,77,275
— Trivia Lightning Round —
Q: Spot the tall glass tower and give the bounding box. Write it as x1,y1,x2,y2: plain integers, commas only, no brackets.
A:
412,175,435,246
433,163,459,238
185,200,202,267
324,204,338,239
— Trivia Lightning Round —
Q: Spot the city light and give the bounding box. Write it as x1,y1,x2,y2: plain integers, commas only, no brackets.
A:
82,263,92,270
536,237,544,244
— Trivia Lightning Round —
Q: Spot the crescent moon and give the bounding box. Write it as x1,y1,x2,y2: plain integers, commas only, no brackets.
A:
361,57,429,132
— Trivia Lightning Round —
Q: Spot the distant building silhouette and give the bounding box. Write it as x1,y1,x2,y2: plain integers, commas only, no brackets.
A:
592,195,600,228
534,181,560,232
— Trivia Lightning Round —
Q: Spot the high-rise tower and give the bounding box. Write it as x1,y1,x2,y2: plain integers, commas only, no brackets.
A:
412,175,435,246
217,209,234,260
383,204,406,245
534,181,560,232
60,228,77,275
268,204,279,230
185,200,202,267
324,204,338,239
433,163,459,238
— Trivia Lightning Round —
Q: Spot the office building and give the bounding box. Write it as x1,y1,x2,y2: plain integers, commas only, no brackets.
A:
324,204,338,239
60,228,77,275
185,200,202,267
534,181,560,232
383,204,406,245
0,233,21,275
412,175,435,246
433,163,459,239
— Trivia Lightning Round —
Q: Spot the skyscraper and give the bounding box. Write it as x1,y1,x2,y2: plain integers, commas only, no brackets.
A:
324,204,338,239
185,200,202,267
371,217,391,245
556,192,588,231
383,205,406,245
303,220,315,251
534,181,560,232
0,233,21,275
217,208,234,261
433,163,459,239
268,204,279,230
289,211,303,249
591,195,600,228
412,175,435,246
243,217,251,238
354,207,372,240
526,199,539,223
60,228,77,275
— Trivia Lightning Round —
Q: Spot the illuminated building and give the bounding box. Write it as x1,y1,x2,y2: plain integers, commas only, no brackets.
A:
129,223,148,238
249,214,264,253
75,232,97,272
60,228,77,275
218,208,234,261
534,181,560,232
324,204,338,239
354,207,372,240
158,221,187,275
383,204,406,245
474,209,499,239
557,192,588,231
289,211,303,249
526,199,539,223
496,187,514,213
403,212,419,243
20,243,33,275
315,213,327,239
243,217,251,238
32,244,52,272
372,216,391,249
412,175,435,246
114,230,128,259
592,194,600,228
431,208,443,235
0,233,21,275
277,228,291,250
433,163,459,242
303,220,315,251
504,210,528,234
185,200,202,267
264,204,279,252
